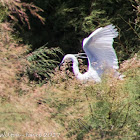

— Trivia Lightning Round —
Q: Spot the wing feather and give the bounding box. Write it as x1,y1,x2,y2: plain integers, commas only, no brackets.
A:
83,24,119,76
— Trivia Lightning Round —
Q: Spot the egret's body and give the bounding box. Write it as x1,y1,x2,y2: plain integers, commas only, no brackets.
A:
60,24,123,82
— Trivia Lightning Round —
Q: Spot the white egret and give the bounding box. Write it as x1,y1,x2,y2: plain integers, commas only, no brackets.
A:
59,24,123,82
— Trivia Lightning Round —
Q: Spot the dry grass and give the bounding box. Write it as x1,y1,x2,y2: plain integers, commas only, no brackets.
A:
120,53,140,72
0,22,16,48
44,55,140,139
0,44,68,140
0,28,139,139
0,0,45,29
0,46,139,139
0,44,139,139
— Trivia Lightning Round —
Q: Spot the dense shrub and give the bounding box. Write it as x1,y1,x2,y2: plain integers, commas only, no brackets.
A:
26,45,62,82
0,0,139,81
18,0,139,62
42,54,140,139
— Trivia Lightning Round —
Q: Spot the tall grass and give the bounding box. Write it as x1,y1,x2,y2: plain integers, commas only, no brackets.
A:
0,37,139,140
40,54,140,139
0,0,45,29
0,44,65,140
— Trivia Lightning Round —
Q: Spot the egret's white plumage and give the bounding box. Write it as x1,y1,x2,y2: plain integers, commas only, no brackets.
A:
60,24,122,82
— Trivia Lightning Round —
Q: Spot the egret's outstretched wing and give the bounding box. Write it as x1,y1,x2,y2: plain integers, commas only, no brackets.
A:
83,24,119,76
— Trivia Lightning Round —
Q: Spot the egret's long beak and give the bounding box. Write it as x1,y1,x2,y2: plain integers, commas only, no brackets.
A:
59,61,64,70
74,53,87,59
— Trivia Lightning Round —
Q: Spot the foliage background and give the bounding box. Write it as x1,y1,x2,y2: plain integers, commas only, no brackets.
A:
1,0,139,81
19,0,139,61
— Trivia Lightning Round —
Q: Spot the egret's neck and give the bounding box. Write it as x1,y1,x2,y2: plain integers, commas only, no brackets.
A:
71,55,100,82
62,54,101,82
71,56,81,77
63,54,86,80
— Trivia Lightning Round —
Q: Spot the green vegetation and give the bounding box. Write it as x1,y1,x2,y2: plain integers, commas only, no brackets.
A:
26,45,63,82
46,57,140,139
19,0,139,61
0,0,139,140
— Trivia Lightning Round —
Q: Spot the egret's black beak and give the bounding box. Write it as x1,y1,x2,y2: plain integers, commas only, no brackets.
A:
59,61,64,70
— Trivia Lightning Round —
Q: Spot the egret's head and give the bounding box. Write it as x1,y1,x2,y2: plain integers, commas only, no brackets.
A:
59,54,76,70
